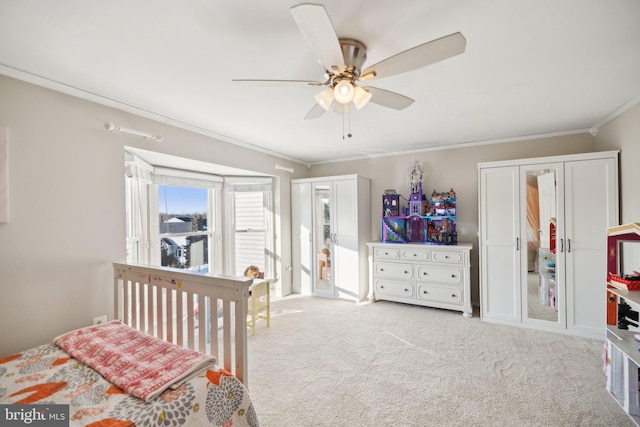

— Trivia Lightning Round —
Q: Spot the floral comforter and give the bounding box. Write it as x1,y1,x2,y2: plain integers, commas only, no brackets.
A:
0,343,259,427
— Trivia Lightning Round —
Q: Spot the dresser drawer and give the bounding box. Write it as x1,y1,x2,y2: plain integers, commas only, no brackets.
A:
375,280,414,298
374,247,400,260
401,249,429,261
416,265,462,285
417,284,462,305
431,250,464,264
375,262,413,280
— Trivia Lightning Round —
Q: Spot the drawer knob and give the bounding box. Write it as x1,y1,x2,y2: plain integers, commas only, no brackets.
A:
380,285,384,289
451,274,456,278
404,288,408,292
404,270,409,274
423,272,428,275
445,255,450,259
423,290,428,294
380,268,384,271
451,293,456,298
413,253,417,257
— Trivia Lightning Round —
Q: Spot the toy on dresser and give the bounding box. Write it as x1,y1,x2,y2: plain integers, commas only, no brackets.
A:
380,162,457,244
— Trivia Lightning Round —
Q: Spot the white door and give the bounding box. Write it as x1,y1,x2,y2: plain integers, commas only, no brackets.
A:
333,178,358,300
520,163,565,331
564,158,618,337
312,182,335,296
292,182,312,294
480,166,521,322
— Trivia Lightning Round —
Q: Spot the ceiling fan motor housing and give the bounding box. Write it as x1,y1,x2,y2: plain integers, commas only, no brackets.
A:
338,38,367,77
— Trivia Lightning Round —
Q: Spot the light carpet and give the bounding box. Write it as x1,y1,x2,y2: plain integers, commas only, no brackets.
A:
247,295,632,427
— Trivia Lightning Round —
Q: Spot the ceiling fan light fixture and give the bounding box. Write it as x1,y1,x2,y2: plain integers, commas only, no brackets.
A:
353,86,372,110
314,87,335,110
333,80,355,104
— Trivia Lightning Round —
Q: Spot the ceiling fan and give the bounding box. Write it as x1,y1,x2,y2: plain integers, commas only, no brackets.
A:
233,3,466,120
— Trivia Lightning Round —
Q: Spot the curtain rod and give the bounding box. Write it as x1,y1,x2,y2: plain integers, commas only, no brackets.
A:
105,122,164,142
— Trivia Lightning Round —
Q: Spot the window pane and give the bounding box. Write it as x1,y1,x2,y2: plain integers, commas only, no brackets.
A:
158,185,209,272
234,191,266,275
158,186,207,234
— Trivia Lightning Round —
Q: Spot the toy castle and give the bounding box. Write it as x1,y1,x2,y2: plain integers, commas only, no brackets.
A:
381,166,457,244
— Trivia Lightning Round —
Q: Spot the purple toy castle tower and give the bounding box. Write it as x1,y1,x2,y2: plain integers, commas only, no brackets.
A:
407,162,426,241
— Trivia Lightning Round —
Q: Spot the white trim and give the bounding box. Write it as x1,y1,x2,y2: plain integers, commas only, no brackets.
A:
589,94,640,136
153,166,223,189
0,63,309,165
308,129,593,166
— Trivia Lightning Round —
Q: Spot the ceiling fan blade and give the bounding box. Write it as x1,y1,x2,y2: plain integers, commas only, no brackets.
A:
364,87,414,110
290,4,345,74
359,32,466,81
232,79,324,87
304,103,327,120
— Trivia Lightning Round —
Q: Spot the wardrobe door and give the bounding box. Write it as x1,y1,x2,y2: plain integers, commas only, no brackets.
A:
480,166,521,322
291,182,312,294
564,158,618,337
333,178,358,300
520,163,565,331
312,182,335,296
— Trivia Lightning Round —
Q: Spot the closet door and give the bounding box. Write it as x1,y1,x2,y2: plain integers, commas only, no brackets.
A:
564,158,618,337
312,182,335,296
291,182,312,294
520,163,565,331
480,166,521,322
333,178,358,300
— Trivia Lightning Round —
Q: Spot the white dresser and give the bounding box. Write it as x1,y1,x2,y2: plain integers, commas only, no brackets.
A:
367,242,473,317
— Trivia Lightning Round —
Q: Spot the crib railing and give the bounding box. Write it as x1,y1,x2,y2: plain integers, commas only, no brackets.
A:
113,262,253,385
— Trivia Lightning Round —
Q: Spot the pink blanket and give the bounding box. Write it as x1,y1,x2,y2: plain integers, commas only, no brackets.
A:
54,320,216,402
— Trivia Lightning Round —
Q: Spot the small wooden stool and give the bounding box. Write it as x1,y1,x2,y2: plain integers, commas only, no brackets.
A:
247,279,270,335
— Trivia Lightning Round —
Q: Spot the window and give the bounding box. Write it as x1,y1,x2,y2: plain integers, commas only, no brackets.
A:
125,150,274,278
234,191,268,275
225,177,274,278
158,185,209,270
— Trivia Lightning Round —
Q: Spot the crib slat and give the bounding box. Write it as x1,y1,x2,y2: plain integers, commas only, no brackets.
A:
167,288,175,344
186,294,194,349
176,290,184,347
123,280,130,325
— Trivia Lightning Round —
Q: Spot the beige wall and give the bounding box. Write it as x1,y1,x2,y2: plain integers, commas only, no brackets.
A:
308,134,598,305
0,75,304,355
596,102,640,223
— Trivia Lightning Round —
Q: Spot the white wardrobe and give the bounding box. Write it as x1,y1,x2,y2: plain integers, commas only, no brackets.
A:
291,175,371,302
478,151,618,339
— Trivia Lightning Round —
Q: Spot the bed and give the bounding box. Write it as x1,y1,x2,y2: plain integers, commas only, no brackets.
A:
0,262,259,427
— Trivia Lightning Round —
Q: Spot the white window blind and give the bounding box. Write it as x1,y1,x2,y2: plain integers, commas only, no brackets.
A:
224,176,274,277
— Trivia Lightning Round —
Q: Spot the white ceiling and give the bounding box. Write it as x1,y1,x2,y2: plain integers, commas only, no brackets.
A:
1,0,639,165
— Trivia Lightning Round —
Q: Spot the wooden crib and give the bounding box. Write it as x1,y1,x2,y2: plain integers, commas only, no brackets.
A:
113,262,253,385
